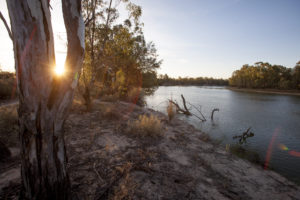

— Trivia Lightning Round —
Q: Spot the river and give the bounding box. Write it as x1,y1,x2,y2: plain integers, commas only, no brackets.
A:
145,86,300,184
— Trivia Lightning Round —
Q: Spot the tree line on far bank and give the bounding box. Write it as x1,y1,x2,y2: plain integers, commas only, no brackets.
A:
157,74,229,86
229,61,300,90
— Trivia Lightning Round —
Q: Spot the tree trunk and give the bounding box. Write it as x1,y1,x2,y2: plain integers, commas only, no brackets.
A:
6,0,84,199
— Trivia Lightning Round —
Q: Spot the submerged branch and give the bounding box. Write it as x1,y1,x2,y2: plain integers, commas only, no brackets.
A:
211,108,219,120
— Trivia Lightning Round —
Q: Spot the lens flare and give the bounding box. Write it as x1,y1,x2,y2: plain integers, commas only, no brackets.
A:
289,151,300,158
278,144,289,151
264,128,280,170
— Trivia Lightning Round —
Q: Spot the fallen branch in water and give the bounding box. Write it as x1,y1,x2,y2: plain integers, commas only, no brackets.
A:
168,98,191,116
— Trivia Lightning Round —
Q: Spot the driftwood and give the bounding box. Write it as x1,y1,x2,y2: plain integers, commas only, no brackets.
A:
168,95,221,123
168,94,207,122
211,108,220,120
168,98,191,116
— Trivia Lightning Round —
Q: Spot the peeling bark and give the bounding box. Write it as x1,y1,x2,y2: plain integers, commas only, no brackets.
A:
6,0,84,199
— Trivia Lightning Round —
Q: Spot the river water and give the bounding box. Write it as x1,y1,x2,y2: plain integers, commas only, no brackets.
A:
145,86,300,183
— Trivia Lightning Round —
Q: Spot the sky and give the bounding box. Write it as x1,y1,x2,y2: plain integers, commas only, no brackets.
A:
0,0,300,78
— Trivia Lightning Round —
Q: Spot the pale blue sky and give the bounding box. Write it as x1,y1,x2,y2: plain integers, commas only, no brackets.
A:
0,0,300,78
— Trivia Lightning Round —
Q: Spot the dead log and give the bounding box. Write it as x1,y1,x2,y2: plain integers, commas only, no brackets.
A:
181,95,190,113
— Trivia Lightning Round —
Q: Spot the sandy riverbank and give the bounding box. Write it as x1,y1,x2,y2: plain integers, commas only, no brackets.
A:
1,100,300,199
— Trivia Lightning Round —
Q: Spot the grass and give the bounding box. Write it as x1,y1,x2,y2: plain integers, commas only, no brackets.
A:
126,114,163,137
229,144,261,165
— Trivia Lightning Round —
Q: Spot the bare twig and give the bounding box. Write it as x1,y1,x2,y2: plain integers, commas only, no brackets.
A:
187,102,206,122
93,162,104,184
0,11,13,40
168,95,208,122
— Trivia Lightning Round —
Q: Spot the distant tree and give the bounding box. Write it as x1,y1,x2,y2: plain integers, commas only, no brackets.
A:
6,0,84,198
293,61,300,89
158,75,228,86
229,62,299,90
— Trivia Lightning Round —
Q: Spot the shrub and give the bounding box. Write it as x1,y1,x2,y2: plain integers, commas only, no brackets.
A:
101,94,119,102
127,114,163,137
0,71,16,100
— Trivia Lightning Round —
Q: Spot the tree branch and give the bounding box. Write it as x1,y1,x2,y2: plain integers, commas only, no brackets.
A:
0,11,13,40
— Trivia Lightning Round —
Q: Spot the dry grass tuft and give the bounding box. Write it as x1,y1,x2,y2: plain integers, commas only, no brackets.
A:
167,100,176,121
109,162,136,200
126,114,163,137
111,173,136,200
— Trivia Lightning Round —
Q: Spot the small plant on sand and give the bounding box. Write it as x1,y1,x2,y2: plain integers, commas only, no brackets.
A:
167,100,175,121
127,114,163,137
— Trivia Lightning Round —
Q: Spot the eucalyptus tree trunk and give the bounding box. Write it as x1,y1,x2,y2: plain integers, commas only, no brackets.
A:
6,0,84,199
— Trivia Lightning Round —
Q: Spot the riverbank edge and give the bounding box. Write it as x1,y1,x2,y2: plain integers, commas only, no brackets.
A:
227,87,300,96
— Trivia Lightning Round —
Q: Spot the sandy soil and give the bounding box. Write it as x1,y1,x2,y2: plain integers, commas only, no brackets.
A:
1,100,300,199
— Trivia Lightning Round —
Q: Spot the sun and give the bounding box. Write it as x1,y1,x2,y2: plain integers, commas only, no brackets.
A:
54,55,66,76
54,64,65,75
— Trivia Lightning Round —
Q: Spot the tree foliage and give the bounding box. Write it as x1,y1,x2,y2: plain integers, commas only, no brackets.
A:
229,62,300,90
79,0,161,109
